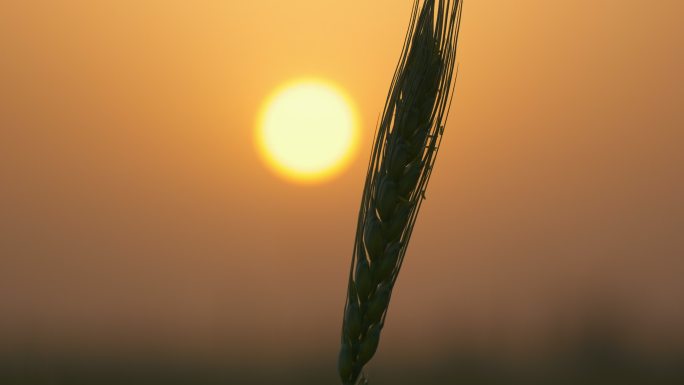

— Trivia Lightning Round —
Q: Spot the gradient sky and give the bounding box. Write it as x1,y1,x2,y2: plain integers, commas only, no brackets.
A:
1,0,683,368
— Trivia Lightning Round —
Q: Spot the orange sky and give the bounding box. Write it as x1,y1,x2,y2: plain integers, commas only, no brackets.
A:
1,0,683,366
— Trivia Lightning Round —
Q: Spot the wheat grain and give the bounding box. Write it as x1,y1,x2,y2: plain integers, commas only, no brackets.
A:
338,1,462,384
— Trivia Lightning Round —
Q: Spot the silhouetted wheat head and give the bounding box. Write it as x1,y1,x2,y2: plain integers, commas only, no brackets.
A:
338,1,462,384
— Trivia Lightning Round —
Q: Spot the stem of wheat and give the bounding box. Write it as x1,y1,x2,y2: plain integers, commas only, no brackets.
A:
338,1,462,384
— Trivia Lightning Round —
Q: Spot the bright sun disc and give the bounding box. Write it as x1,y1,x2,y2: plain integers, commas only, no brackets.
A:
256,80,359,183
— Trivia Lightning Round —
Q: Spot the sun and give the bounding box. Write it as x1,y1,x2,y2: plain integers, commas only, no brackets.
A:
256,79,359,183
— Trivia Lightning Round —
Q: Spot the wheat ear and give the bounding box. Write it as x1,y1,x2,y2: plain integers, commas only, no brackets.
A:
338,1,462,384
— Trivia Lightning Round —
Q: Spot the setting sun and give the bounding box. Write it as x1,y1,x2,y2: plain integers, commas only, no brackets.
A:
256,80,359,183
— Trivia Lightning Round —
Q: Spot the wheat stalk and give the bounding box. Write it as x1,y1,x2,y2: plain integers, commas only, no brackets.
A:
338,1,462,384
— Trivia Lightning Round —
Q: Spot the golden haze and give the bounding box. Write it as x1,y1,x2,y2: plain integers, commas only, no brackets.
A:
1,0,683,367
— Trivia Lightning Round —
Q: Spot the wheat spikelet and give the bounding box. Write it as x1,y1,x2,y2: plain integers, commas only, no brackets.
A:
338,1,462,384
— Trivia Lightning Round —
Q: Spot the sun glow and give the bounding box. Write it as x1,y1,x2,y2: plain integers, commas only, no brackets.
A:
256,80,359,183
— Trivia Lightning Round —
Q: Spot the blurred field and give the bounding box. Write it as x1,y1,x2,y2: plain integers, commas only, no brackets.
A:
2,346,683,385
3,312,683,385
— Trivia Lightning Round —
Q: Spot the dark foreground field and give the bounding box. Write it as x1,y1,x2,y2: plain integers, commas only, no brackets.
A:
3,346,683,385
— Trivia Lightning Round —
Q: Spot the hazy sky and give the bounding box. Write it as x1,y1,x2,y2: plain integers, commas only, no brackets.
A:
1,0,683,366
